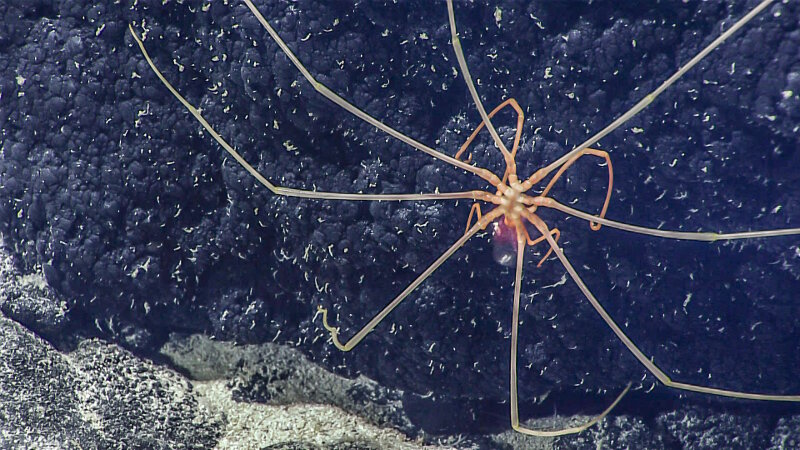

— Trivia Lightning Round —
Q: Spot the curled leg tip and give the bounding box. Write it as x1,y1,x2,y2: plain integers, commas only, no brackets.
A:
315,306,349,351
315,306,338,332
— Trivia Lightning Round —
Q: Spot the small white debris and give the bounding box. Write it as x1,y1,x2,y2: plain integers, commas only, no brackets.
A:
682,293,692,312
528,13,545,29
283,140,297,152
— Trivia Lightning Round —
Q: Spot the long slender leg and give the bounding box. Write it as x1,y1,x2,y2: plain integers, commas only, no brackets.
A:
455,98,525,185
129,25,495,204
318,207,504,351
509,224,631,436
445,0,519,184
522,209,800,402
531,197,800,242
241,0,503,187
538,148,614,231
523,0,774,190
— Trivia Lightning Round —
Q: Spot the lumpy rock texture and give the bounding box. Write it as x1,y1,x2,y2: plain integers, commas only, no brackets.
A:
1,0,799,441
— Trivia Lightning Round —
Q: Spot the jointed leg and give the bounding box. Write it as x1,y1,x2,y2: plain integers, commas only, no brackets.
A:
508,218,560,267
524,0,775,187
318,208,504,351
531,197,800,242
524,226,561,267
539,148,613,231
509,223,630,436
241,0,503,186
463,203,483,235
128,25,493,204
522,209,800,402
455,98,525,184
446,0,519,183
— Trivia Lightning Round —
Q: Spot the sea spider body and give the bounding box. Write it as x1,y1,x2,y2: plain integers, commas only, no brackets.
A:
500,185,525,221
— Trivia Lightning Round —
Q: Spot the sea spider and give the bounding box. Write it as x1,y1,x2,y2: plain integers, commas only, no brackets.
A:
129,0,800,436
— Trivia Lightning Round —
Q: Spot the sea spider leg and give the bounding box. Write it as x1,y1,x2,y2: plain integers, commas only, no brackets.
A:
241,0,505,189
524,227,560,268
509,218,630,436
128,25,496,204
532,197,800,242
537,148,614,231
455,98,525,186
317,207,504,351
445,0,518,187
521,209,800,402
463,203,482,235
522,0,775,191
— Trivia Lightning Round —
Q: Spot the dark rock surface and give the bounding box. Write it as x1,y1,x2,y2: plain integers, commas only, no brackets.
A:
1,0,799,446
0,259,221,449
